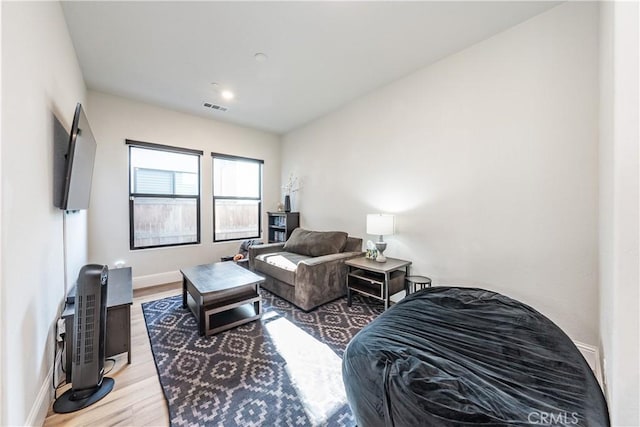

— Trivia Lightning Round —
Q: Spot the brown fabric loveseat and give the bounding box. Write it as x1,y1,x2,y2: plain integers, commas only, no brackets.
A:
249,229,363,311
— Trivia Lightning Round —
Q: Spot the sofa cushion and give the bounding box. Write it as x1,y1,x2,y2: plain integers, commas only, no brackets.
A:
344,237,363,252
283,229,348,257
254,251,312,286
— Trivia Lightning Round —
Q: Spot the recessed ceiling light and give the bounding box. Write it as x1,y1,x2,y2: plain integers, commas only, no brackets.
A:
221,90,234,100
254,52,268,62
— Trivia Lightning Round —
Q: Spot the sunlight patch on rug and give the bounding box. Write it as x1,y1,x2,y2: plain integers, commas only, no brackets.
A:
265,314,347,425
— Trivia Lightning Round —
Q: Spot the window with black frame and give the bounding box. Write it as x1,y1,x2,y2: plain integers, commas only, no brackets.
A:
212,153,263,242
127,140,202,249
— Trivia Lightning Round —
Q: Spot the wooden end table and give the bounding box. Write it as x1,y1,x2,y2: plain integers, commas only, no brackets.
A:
345,257,411,310
181,261,265,336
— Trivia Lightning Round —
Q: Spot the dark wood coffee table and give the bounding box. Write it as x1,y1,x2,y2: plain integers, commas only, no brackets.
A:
181,261,265,336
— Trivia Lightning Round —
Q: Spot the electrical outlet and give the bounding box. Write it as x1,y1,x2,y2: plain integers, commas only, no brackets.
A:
56,318,65,342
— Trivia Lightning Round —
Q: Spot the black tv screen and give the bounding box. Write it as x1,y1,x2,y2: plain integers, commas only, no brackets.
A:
60,103,97,211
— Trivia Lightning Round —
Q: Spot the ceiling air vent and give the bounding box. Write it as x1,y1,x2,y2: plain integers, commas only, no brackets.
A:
203,102,229,112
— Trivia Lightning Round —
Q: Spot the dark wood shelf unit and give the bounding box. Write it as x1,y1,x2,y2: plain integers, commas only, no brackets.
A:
267,212,299,243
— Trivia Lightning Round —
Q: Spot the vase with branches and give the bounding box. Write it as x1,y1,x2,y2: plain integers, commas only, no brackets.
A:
282,173,300,212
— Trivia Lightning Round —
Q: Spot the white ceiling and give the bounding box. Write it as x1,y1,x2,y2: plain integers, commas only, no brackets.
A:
61,1,560,134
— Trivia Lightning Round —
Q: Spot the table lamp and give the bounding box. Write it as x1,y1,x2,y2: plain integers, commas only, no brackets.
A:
366,214,395,262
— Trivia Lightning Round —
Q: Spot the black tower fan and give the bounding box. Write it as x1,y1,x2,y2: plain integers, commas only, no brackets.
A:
54,264,115,413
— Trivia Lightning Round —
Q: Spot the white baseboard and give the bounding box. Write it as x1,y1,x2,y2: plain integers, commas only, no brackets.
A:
25,365,52,427
133,270,182,289
574,340,603,387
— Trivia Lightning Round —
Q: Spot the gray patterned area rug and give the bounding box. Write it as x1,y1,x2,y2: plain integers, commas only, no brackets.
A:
142,289,383,427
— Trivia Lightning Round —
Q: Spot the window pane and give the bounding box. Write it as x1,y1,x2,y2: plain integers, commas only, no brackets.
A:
213,158,260,198
214,199,259,241
134,168,173,194
133,197,198,247
175,171,198,195
131,147,198,195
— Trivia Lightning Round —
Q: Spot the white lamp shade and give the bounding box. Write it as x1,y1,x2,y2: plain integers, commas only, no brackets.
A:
366,214,395,236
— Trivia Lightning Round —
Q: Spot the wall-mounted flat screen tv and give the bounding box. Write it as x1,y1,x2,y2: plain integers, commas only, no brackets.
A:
57,103,97,211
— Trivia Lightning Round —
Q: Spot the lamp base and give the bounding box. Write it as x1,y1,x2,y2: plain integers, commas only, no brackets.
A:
374,241,387,263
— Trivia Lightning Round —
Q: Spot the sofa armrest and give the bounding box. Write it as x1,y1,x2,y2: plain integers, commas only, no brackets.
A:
298,251,363,267
294,252,363,309
248,243,285,270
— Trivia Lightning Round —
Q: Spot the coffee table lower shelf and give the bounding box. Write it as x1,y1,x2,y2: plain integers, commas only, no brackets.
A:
186,291,262,336
205,295,262,336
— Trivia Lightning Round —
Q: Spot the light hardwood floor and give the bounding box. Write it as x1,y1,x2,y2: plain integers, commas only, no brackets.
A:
44,283,181,427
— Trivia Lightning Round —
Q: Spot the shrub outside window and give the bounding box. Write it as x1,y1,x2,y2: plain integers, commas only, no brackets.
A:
212,153,263,242
127,140,202,249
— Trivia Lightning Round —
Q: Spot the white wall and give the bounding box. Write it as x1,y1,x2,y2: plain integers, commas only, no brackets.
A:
282,2,599,345
1,2,87,425
87,91,281,284
599,1,639,425
0,2,4,421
